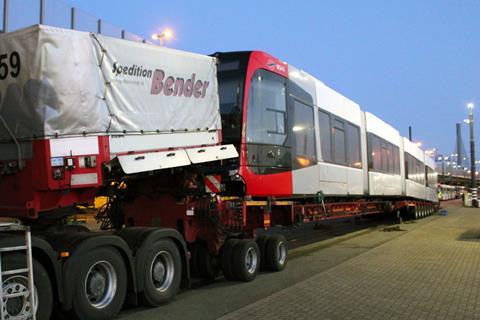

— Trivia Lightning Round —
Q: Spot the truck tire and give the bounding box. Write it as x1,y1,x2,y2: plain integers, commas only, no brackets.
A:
265,235,288,272
220,239,240,281
232,239,260,282
139,239,182,306
256,235,270,271
2,254,53,320
71,247,127,320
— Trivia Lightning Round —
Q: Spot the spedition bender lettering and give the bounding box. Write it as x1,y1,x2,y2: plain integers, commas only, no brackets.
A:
112,62,152,78
112,62,209,98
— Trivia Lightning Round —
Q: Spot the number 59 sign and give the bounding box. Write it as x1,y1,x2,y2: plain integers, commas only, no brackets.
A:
0,51,20,80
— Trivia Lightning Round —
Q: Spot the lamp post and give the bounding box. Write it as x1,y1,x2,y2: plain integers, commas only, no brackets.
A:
151,29,173,47
467,102,477,207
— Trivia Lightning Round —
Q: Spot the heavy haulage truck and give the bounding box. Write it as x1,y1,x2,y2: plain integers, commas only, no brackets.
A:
0,25,438,320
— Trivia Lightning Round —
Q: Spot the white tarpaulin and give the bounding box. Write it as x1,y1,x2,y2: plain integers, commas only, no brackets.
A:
0,25,221,142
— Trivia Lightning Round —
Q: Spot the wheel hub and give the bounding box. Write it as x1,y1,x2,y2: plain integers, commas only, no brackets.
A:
277,242,287,265
88,271,107,298
244,247,258,274
152,261,166,283
150,251,174,292
2,276,32,319
84,261,117,309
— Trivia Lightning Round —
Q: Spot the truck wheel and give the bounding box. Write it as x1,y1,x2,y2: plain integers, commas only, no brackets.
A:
140,239,182,306
232,239,260,282
221,239,240,281
2,254,53,320
72,247,127,320
256,235,270,271
265,235,288,272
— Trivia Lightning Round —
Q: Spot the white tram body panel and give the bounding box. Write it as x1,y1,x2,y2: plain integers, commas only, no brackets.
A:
314,80,364,196
424,155,439,202
403,138,426,200
365,112,403,196
289,67,320,195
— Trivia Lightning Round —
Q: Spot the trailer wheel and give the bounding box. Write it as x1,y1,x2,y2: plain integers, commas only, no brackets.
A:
2,254,53,320
140,239,182,306
221,239,240,281
72,247,127,320
232,240,260,282
265,235,288,272
256,235,270,271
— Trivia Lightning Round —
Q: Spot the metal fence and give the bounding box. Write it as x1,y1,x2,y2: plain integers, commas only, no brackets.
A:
0,0,148,43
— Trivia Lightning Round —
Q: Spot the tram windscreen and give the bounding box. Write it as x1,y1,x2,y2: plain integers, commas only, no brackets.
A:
217,60,245,144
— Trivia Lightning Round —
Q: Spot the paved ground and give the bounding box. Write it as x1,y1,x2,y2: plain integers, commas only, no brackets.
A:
120,201,479,320
220,202,480,320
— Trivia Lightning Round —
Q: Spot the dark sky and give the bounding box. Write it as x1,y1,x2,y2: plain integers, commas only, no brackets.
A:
11,0,480,156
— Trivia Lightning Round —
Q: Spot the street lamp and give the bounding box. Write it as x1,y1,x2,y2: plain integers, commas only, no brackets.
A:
152,29,173,47
467,102,478,207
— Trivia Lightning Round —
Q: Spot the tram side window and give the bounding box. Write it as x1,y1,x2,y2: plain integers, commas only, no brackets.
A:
368,133,400,175
417,159,426,185
246,70,287,146
387,143,394,173
346,123,361,168
407,154,414,181
393,146,400,174
293,100,316,168
380,141,388,172
333,119,346,165
368,134,381,171
319,109,362,168
405,153,426,185
319,111,332,162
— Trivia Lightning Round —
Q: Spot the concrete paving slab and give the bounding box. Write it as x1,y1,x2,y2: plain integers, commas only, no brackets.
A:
220,204,480,320
119,209,438,319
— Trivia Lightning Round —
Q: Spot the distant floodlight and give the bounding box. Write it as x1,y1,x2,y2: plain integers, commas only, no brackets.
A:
151,29,174,46
163,29,173,39
467,102,474,110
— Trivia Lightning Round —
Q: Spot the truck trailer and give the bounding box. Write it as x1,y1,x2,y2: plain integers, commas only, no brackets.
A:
0,25,437,320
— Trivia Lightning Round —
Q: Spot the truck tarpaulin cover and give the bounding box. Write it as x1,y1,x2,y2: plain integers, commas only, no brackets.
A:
0,25,221,141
